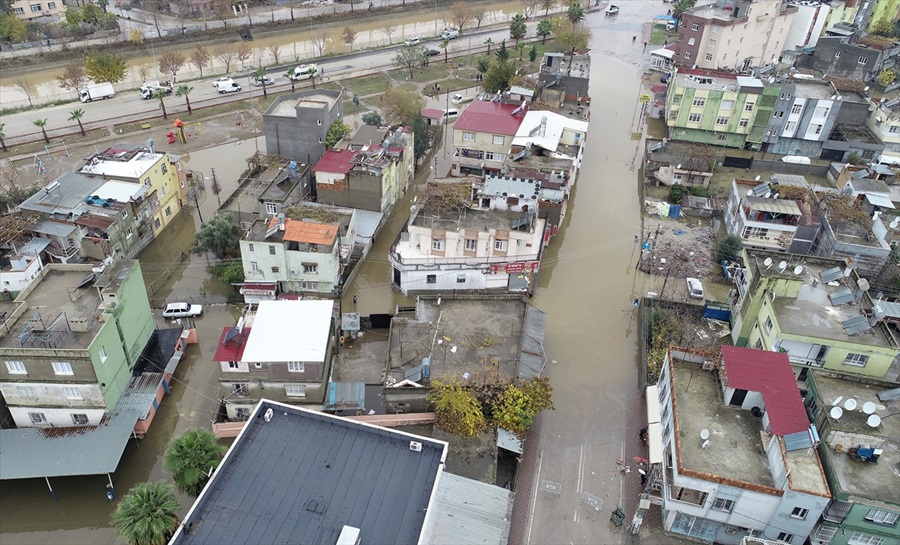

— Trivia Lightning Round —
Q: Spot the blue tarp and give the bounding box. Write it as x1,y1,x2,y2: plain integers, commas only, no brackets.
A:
668,205,682,218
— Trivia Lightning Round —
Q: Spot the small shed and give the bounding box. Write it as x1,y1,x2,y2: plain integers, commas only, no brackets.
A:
421,108,444,126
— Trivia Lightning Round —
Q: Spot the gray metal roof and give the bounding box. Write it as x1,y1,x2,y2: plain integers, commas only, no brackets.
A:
484,175,541,199
18,172,106,215
171,400,447,545
0,411,140,480
770,174,809,188
30,219,76,237
419,472,513,545
518,305,546,380
353,209,384,239
114,373,164,420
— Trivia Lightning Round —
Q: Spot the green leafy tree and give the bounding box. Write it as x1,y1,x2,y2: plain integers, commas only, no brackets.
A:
495,39,510,62
557,20,591,61
668,184,687,203
476,56,490,75
440,38,450,64
155,89,168,120
529,44,538,62
252,66,269,97
0,13,28,42
566,2,583,25
219,261,245,284
192,213,242,258
362,111,383,126
483,61,516,92
393,45,426,80
324,119,350,149
409,113,433,161
870,17,895,37
517,41,526,60
672,0,696,25
85,51,128,83
32,118,49,143
284,68,296,92
537,18,553,44
484,37,493,53
0,123,6,151
429,378,487,438
381,84,425,125
876,69,896,88
110,481,181,545
492,377,554,438
176,84,193,114
308,65,319,89
164,428,226,496
509,13,527,41
714,234,743,263
69,108,86,136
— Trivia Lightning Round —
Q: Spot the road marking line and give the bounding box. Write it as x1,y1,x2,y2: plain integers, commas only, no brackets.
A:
577,444,585,494
525,447,543,545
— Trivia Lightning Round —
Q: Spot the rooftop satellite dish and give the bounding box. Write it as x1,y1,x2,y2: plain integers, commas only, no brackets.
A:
867,414,881,428
832,396,843,406
844,398,857,411
830,406,843,420
700,429,710,440
793,265,803,275
778,260,787,272
863,401,877,415
755,175,761,181
858,278,870,292
890,218,900,229
764,257,773,268
676,164,682,169
864,86,869,91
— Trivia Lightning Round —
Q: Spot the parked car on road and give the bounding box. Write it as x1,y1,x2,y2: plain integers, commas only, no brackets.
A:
605,4,620,15
442,28,459,40
162,302,203,319
288,64,317,81
214,78,242,94
427,48,440,56
450,93,473,105
404,37,421,46
254,75,275,86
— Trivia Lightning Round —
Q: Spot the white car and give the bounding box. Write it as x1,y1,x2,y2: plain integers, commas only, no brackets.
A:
214,78,242,93
162,302,203,319
212,77,233,88
254,75,275,86
289,64,318,81
605,4,620,15
404,37,421,46
450,93,473,105
686,278,704,300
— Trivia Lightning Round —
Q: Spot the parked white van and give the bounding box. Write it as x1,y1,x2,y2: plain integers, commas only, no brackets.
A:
214,79,242,94
442,28,460,39
441,108,459,123
163,302,203,318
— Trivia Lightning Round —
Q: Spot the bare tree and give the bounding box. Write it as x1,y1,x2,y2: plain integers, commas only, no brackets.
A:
341,27,357,51
56,63,87,96
523,0,540,18
450,1,474,31
384,24,397,45
138,65,151,82
311,31,327,56
236,42,252,70
158,50,186,83
190,45,211,78
267,44,282,65
215,46,236,73
15,78,36,108
473,6,486,29
540,0,555,16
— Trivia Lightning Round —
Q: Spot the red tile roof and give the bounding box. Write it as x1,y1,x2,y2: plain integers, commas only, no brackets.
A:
453,101,525,136
268,217,338,245
421,108,444,120
313,148,355,174
212,327,251,362
721,346,809,436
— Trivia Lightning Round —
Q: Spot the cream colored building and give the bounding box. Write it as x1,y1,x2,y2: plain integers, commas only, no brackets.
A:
10,0,65,20
866,100,900,166
451,100,527,177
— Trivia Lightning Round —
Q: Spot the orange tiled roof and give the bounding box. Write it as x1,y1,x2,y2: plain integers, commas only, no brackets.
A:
268,217,338,245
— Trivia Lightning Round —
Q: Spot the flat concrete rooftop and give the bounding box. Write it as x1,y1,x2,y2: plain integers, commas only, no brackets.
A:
0,267,102,350
673,360,775,489
268,92,339,118
783,446,830,497
389,299,525,384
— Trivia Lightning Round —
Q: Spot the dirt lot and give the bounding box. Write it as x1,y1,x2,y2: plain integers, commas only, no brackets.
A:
639,212,718,279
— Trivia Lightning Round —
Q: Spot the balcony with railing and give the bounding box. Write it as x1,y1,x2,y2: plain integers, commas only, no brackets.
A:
776,339,827,368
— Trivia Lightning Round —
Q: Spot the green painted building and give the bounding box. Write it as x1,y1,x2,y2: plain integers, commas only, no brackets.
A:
0,261,155,427
666,68,780,149
730,250,900,380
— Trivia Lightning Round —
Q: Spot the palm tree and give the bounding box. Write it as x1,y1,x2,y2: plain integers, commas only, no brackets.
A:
69,108,86,136
284,69,296,92
33,118,49,143
484,37,494,54
308,66,318,89
164,428,226,496
252,66,268,98
176,84,193,114
110,481,181,545
441,39,450,64
154,89,168,120
567,2,584,25
0,123,6,151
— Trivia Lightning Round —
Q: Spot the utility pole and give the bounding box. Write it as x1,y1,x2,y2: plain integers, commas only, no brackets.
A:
194,188,204,224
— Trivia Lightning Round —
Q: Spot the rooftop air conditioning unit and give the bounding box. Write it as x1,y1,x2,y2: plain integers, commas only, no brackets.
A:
409,441,423,452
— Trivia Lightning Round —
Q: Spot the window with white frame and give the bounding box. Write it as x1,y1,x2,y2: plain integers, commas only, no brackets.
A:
889,125,899,134
712,498,734,512
716,116,729,125
691,23,699,31
684,51,692,60
785,121,797,132
716,133,726,142
288,361,305,373
52,361,74,376
248,244,255,252
285,384,306,397
303,263,318,274
744,102,754,112
492,135,505,145
64,387,82,400
265,202,277,215
688,113,702,123
494,239,508,251
484,151,507,162
432,239,445,251
708,39,717,47
814,525,838,543
858,56,868,64
811,124,823,135
688,37,695,46
692,98,705,107
777,532,795,543
791,104,803,114
269,246,277,255
251,262,259,272
71,414,89,425
5,360,26,374
705,53,713,62
814,106,830,117
739,118,749,128
790,507,809,519
834,51,841,58
300,281,319,290
29,412,47,424
462,131,476,142
847,532,884,545
233,384,249,396
764,317,773,334
30,4,41,12
465,239,477,251
426,275,437,284
457,273,466,283
17,386,36,398
865,509,899,527
228,361,239,369
844,353,869,367
14,6,23,13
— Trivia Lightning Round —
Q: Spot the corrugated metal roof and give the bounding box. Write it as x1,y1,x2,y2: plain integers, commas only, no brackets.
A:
0,411,140,480
879,300,900,319
744,196,802,216
115,373,164,419
518,305,546,380
30,219,76,237
419,472,512,545
353,209,384,239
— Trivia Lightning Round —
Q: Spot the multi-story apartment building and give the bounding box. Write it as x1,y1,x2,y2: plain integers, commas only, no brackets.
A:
867,98,900,166
212,300,336,419
0,261,154,428
806,372,900,545
807,37,900,91
451,100,527,177
673,0,797,71
79,144,184,240
10,0,64,20
783,1,832,58
666,69,776,148
657,347,831,545
263,90,343,165
729,250,900,381
390,179,545,294
725,175,820,253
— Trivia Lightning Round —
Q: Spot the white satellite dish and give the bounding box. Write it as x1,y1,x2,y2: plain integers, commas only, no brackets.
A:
764,257,773,268
867,414,881,428
844,398,857,411
830,406,843,419
832,396,843,406
755,175,761,181
890,217,900,229
700,429,710,440
862,401,877,415
793,265,803,275
778,260,787,272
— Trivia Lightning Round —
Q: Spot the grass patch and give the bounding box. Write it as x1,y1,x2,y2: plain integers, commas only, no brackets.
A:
649,24,669,45
387,63,452,83
429,77,478,94
4,128,110,156
342,74,390,96
343,99,368,115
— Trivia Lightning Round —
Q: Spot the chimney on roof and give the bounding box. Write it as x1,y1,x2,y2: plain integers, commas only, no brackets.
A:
277,213,286,231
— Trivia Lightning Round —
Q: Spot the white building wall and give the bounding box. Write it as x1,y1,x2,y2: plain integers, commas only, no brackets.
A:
783,99,807,138
1,255,43,293
220,361,250,373
784,3,831,51
9,406,107,427
0,382,106,408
